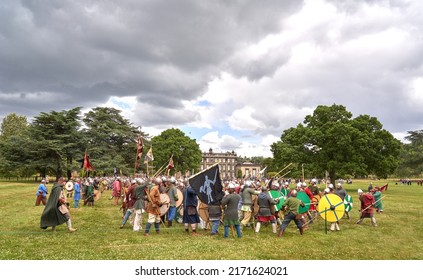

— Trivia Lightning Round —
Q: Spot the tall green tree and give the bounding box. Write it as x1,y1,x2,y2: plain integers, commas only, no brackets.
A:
271,104,402,181
151,128,202,176
0,113,28,141
28,107,83,180
82,107,142,176
0,113,30,177
397,130,423,177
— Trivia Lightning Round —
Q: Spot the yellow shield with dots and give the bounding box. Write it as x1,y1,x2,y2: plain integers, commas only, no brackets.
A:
318,194,345,222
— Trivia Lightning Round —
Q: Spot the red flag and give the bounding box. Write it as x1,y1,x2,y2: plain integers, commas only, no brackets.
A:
135,134,144,168
168,155,174,170
83,149,94,171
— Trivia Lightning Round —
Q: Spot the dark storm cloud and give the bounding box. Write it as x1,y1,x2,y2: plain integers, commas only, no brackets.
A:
0,0,304,125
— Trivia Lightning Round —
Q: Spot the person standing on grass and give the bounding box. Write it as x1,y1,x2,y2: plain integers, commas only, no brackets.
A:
120,179,137,229
278,189,304,237
144,177,162,236
133,179,147,232
255,185,279,234
166,177,179,227
73,178,81,208
239,180,260,231
335,182,350,219
356,188,377,226
208,202,222,235
183,183,201,236
35,179,48,206
373,186,383,213
221,182,242,238
112,177,122,206
40,177,77,232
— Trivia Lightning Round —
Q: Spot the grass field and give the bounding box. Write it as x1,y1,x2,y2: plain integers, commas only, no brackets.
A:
0,179,422,260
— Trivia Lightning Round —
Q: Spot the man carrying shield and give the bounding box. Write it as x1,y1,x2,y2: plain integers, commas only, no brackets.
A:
278,190,305,237
239,180,260,231
255,185,279,234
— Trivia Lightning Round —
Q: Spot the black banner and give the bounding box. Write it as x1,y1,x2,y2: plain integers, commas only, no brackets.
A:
189,165,225,205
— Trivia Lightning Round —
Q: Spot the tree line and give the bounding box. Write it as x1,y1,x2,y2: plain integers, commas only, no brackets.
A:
0,107,202,180
0,104,421,181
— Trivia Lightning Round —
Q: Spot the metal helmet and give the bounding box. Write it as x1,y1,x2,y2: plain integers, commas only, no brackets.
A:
291,190,298,197
154,177,162,185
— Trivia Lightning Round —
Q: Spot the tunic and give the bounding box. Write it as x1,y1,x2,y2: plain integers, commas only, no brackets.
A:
221,193,241,226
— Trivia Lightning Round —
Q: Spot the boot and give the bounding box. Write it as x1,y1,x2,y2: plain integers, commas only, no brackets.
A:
66,220,77,232
330,223,336,231
299,227,304,235
167,220,172,227
278,229,284,237
255,222,261,233
272,223,277,234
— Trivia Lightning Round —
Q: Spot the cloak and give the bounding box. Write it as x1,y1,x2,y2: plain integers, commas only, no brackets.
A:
40,183,68,229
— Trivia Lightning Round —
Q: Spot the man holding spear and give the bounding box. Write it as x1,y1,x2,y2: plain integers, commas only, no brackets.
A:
356,188,377,227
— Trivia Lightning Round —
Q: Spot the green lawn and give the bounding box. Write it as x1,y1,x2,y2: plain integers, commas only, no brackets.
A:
0,180,422,260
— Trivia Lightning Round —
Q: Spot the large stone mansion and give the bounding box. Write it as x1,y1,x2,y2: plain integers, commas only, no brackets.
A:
200,148,262,179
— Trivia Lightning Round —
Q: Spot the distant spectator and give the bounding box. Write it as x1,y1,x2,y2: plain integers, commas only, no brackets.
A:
35,179,48,206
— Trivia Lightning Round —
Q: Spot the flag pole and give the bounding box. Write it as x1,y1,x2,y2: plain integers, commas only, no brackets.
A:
189,162,219,179
133,150,138,177
280,170,291,178
274,162,293,177
153,158,171,178
167,153,174,176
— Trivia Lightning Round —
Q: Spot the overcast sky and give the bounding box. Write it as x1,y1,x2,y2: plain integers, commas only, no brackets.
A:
1,0,423,157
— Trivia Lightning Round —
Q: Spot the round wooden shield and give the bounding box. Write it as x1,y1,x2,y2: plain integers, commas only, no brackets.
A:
175,188,183,208
344,194,353,212
198,201,209,222
318,194,345,222
269,190,285,212
252,195,259,216
159,193,170,216
297,191,311,214
65,182,74,192
99,179,109,192
280,188,289,197
312,194,321,207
